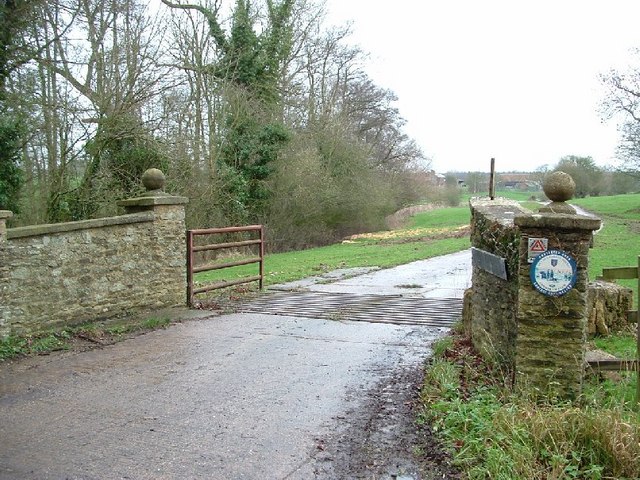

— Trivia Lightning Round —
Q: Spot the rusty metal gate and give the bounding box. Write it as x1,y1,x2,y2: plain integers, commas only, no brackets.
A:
187,225,264,306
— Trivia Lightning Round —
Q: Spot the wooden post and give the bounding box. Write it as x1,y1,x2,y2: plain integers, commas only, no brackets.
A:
489,158,496,200
599,255,640,407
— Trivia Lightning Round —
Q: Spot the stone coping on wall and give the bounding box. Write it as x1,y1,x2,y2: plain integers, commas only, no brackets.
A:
514,212,601,231
117,195,189,208
469,197,529,226
0,210,13,220
6,211,155,240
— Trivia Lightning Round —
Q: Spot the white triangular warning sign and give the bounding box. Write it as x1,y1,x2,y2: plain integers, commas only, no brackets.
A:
530,239,547,252
527,238,548,263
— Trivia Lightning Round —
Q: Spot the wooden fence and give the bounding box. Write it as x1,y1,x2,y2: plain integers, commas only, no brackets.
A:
590,256,639,405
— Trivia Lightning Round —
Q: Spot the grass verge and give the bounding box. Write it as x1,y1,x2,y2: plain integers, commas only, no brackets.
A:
0,316,172,362
420,329,640,480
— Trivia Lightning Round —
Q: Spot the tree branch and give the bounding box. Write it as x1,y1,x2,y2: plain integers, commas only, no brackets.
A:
160,0,228,54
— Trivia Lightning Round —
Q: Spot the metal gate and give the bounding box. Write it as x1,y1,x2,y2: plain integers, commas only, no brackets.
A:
187,225,264,306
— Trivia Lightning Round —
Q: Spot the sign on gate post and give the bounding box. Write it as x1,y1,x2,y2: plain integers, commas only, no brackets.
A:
529,249,578,297
514,171,602,399
527,237,548,263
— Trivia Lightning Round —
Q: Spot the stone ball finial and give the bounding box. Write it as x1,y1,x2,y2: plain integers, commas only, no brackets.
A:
539,171,576,214
543,171,575,202
142,168,166,192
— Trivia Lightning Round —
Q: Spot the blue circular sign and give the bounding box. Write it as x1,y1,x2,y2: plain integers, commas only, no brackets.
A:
530,249,578,297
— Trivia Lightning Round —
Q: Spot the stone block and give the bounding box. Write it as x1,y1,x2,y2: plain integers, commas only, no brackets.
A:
468,198,523,369
587,280,634,336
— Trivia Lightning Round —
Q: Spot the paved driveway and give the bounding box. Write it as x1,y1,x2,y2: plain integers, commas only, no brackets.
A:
0,251,471,479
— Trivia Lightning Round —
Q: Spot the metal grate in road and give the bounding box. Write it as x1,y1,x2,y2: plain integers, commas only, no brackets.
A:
237,291,462,327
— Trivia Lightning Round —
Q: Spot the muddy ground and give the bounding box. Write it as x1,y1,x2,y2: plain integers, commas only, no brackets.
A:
313,362,462,479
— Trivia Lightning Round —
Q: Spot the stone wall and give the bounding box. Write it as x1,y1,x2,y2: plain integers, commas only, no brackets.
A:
587,280,634,336
468,198,528,367
0,177,188,337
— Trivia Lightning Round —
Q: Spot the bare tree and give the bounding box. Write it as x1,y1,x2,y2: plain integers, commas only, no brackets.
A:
600,49,640,177
19,0,175,220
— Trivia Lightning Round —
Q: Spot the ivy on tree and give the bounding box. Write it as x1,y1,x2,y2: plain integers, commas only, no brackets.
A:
0,0,32,212
162,0,294,221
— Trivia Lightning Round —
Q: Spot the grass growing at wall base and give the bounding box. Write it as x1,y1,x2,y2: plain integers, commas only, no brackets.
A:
0,333,70,359
0,316,172,361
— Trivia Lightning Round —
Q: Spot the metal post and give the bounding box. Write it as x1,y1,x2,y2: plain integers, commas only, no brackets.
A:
186,225,264,303
259,226,265,290
186,230,194,306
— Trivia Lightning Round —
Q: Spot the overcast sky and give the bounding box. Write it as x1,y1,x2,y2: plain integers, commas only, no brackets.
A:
324,0,640,173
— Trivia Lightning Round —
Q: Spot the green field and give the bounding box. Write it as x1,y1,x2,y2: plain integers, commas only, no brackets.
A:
571,193,640,217
195,207,471,290
571,193,640,307
195,193,639,301
408,206,471,229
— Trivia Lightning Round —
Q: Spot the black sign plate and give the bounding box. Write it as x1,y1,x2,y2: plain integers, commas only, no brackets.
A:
471,247,508,280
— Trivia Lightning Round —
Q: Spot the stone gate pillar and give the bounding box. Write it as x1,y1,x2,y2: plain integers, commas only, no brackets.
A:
117,168,189,307
514,172,601,398
0,210,12,244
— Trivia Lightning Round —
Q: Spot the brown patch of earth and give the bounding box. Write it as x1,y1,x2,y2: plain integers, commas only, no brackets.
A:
628,220,640,234
312,362,462,479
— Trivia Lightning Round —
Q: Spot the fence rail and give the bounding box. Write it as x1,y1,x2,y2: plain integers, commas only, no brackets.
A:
187,225,264,306
590,255,639,405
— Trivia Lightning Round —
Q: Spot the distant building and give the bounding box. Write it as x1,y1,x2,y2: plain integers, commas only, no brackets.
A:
425,170,446,187
497,173,541,191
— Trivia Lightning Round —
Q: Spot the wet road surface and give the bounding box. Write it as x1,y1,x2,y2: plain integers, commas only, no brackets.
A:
0,250,471,479
271,250,471,299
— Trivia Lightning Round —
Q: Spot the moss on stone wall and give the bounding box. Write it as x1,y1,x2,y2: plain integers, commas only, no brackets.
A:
468,198,527,370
